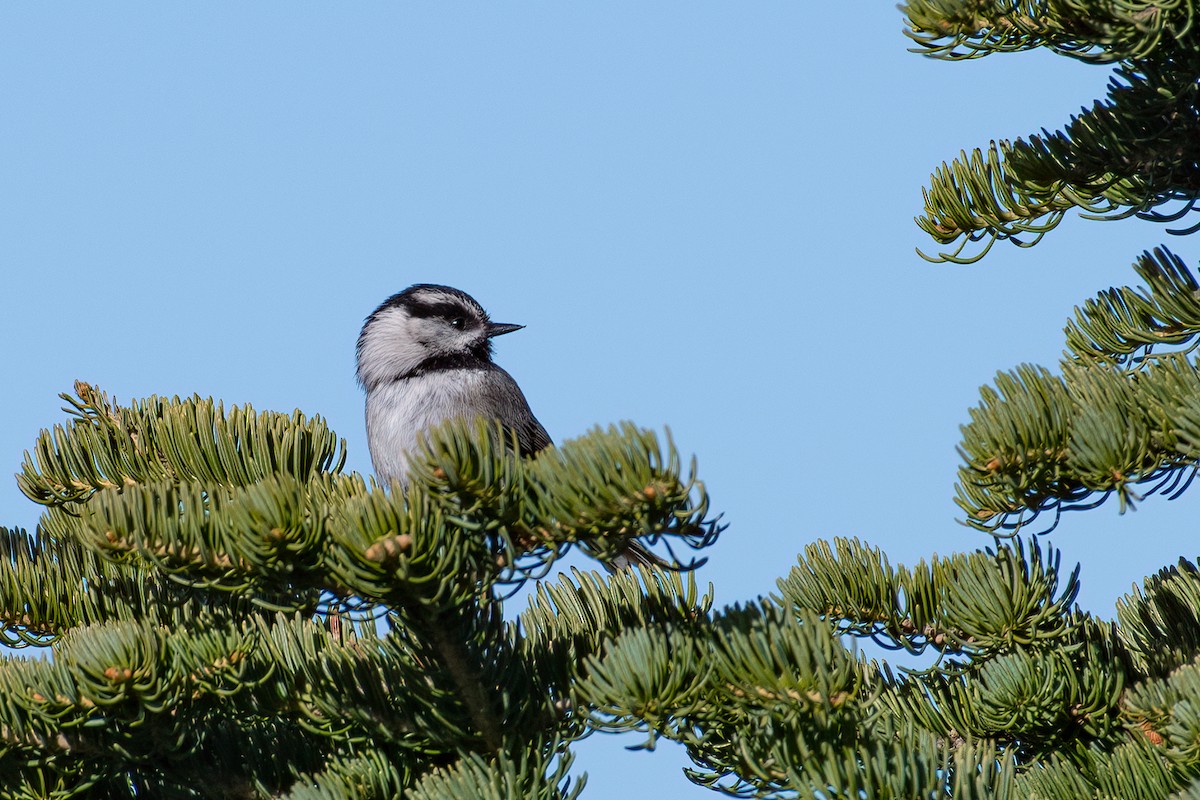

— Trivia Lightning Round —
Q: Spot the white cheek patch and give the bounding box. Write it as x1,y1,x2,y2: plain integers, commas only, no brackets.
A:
358,312,431,388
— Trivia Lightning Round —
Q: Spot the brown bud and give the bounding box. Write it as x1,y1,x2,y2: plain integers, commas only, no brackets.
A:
366,533,412,563
103,667,133,682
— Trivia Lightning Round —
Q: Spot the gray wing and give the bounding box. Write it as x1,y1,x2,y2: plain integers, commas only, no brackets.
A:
483,365,553,455
520,412,552,455
604,540,668,571
480,367,664,570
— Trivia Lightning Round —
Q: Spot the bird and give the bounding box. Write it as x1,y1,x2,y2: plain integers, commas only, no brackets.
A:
356,283,662,570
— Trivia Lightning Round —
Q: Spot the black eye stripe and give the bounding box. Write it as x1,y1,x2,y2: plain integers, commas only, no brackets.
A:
408,302,477,322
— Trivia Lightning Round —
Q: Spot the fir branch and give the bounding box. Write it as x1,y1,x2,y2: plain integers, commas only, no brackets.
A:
955,252,1200,529
0,524,297,649
1017,738,1187,799
523,424,721,568
1065,247,1200,364
516,567,712,669
910,29,1200,261
18,383,346,507
410,419,723,575
0,612,482,793
1116,557,1200,676
572,603,983,798
407,746,584,800
281,750,407,800
776,537,1079,660
394,600,506,753
902,0,1195,63
1122,650,1200,760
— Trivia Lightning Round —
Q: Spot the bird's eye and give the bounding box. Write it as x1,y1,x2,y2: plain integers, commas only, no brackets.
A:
450,317,466,329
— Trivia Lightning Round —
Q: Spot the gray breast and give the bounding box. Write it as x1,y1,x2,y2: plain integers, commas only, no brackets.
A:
364,366,548,485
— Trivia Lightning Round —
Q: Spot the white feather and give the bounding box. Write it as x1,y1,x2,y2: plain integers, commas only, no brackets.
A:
364,368,498,484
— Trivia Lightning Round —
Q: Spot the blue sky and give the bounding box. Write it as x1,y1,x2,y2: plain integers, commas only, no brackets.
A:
2,5,1195,796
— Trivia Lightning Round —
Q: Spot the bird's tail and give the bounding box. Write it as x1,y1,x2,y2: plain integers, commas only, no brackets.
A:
604,539,669,572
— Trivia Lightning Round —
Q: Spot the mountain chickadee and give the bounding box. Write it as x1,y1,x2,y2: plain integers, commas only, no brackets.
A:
356,284,660,570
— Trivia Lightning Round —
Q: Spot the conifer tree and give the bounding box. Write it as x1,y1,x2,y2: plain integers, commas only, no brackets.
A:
8,4,1200,798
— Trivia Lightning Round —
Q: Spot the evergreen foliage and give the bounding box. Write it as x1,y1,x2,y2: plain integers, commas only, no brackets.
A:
0,384,728,797
955,248,1200,529
896,2,1200,796
4,357,1200,796
903,0,1200,262
7,4,1200,798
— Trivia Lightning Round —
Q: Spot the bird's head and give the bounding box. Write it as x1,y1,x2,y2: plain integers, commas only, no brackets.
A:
356,284,523,389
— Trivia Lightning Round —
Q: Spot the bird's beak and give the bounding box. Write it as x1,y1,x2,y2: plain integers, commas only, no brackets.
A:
486,322,524,338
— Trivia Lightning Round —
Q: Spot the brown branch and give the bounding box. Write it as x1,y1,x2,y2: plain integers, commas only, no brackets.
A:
415,605,504,753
